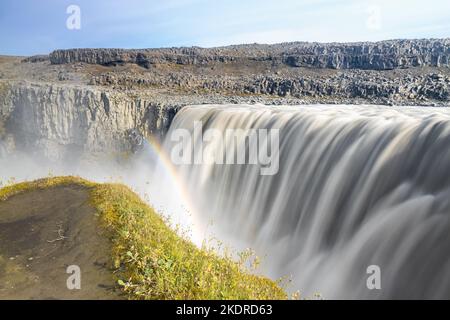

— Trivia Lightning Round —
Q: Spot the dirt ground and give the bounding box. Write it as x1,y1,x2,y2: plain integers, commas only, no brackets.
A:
0,185,124,299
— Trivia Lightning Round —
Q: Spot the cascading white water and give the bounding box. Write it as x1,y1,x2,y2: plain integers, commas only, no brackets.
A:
0,142,5,159
162,104,450,299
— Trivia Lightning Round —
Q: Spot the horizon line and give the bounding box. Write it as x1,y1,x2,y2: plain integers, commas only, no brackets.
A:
2,37,450,58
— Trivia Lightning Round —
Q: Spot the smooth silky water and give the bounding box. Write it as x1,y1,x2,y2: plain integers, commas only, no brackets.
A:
155,104,450,299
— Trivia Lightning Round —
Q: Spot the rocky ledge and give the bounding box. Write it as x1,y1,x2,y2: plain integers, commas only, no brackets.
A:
49,39,450,70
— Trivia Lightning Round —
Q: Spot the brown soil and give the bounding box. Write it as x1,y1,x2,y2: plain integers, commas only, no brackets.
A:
0,184,123,299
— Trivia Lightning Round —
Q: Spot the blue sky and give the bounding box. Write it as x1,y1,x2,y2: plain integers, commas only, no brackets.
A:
1,0,450,56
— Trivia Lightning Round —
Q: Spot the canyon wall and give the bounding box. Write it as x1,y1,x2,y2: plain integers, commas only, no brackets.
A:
0,81,177,161
49,39,450,70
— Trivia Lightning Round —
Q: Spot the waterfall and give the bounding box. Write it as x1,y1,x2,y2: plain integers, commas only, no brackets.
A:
0,142,5,159
162,104,450,299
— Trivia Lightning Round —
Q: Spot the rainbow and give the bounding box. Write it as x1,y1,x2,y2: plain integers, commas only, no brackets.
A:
143,135,206,247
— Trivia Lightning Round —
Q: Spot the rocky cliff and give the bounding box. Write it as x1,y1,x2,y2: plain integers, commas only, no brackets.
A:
0,81,177,161
49,39,450,70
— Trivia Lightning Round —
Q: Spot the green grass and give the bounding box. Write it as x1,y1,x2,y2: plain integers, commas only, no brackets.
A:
0,176,287,300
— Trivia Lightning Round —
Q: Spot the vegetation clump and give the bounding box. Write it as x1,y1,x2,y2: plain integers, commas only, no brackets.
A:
0,176,287,300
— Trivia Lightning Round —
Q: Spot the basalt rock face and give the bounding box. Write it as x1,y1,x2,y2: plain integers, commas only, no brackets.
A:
50,39,450,70
89,69,450,103
281,39,450,69
49,48,238,68
0,82,177,161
